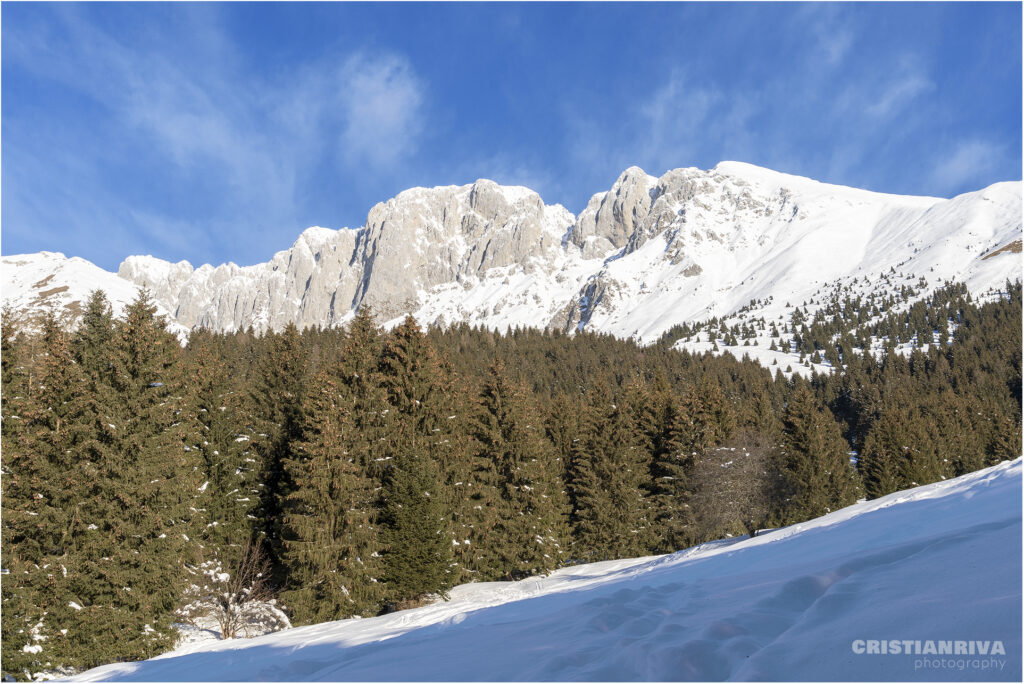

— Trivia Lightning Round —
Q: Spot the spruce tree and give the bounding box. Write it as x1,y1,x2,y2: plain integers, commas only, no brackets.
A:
377,317,455,605
247,322,307,572
281,370,385,621
281,309,387,622
465,363,569,580
182,332,262,565
675,379,735,456
1,306,20,400
777,382,860,522
569,381,652,562
72,290,115,383
57,291,203,668
545,393,580,513
858,405,911,499
1,313,85,676
642,376,697,552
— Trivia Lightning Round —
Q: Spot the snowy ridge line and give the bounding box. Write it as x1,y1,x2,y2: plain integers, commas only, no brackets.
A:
0,251,190,339
67,458,1022,682
4,162,1020,364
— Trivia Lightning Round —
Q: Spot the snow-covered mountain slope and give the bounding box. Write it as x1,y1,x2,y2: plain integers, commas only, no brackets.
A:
561,165,1019,342
0,252,187,338
69,458,1022,682
3,163,1020,356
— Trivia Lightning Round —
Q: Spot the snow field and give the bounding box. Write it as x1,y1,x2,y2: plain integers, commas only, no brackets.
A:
68,458,1022,682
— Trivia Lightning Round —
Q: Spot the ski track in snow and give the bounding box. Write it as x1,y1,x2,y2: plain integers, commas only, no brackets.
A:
67,459,1022,682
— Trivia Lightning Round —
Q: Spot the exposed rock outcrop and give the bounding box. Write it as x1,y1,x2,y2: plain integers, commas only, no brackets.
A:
5,162,1020,349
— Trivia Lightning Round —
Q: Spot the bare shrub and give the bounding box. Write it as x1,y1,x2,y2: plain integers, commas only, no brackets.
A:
690,429,782,540
177,539,290,639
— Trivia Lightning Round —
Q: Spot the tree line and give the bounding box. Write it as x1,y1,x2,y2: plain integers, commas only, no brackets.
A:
1,280,1020,679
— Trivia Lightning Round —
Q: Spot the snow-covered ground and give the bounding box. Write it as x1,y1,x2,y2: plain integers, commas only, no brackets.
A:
0,252,189,339
68,459,1022,682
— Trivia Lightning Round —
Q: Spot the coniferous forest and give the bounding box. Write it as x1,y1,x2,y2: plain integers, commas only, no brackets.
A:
1,282,1020,679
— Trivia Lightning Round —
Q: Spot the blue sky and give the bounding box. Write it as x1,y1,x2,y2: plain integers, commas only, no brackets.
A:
3,2,1021,271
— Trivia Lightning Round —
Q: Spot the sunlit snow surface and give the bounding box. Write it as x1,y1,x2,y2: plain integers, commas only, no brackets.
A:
68,459,1022,682
0,251,189,339
5,166,1019,361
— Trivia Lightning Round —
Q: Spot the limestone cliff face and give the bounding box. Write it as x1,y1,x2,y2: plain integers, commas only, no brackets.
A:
351,180,572,320
118,227,361,332
117,180,575,332
571,167,658,259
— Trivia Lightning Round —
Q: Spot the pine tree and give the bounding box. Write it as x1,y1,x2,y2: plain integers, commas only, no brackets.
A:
642,376,697,552
1,306,21,403
57,291,203,668
675,379,735,456
281,370,385,622
72,290,115,382
1,313,86,676
545,393,580,512
377,317,455,605
247,322,307,572
858,404,912,499
182,332,262,566
379,432,452,606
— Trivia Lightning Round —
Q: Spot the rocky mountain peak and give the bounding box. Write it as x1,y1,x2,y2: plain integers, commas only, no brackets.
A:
571,166,659,259
4,164,1019,374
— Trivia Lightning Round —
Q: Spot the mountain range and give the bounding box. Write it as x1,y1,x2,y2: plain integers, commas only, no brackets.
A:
3,161,1020,367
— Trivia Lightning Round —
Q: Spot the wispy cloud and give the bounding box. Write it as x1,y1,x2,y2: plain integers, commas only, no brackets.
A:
863,66,934,120
2,6,429,267
564,70,757,185
339,55,424,171
637,72,722,169
552,3,1018,204
797,3,857,67
447,152,562,205
929,139,1010,196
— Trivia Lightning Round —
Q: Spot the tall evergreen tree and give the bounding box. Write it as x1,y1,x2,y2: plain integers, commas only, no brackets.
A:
379,436,452,606
569,381,652,562
857,405,907,500
72,291,115,383
1,313,85,675
777,382,860,522
281,309,387,622
57,291,203,668
641,376,697,552
464,363,569,580
281,370,385,622
377,317,455,605
183,331,262,562
247,322,307,572
674,379,735,456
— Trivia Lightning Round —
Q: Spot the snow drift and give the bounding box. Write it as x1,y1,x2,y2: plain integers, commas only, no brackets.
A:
68,458,1022,682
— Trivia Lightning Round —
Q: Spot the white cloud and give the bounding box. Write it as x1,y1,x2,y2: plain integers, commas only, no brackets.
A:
864,71,933,119
797,3,856,67
2,8,430,265
929,140,1007,196
638,72,721,169
566,71,756,178
338,55,425,171
451,152,561,203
